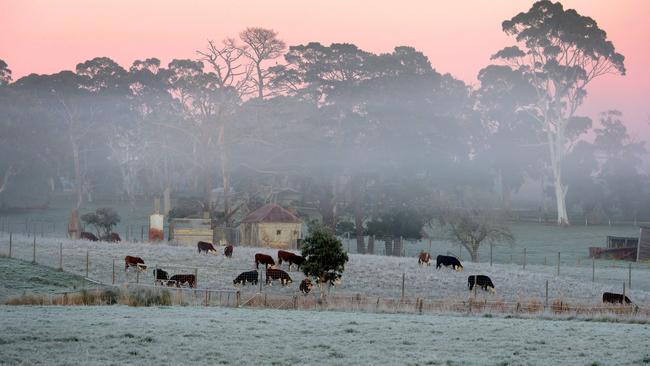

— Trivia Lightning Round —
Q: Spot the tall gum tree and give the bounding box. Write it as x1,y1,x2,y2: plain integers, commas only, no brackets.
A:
492,0,625,225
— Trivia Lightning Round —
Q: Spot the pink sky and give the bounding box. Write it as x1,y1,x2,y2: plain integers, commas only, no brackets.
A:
2,1,649,139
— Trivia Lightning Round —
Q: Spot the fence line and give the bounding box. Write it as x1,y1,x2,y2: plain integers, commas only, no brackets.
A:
2,233,649,310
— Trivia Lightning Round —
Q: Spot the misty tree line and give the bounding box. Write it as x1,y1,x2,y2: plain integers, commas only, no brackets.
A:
0,2,646,239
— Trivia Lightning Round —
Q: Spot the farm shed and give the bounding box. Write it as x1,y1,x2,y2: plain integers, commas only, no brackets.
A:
589,235,638,261
169,218,213,247
239,204,302,249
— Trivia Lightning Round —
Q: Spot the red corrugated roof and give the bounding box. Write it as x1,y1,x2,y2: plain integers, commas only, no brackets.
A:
240,204,301,224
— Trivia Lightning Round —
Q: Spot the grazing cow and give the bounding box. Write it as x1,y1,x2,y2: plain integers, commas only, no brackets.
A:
299,278,313,294
468,275,496,293
278,250,305,271
255,253,276,269
169,274,196,288
233,270,259,286
266,268,293,286
108,233,121,242
436,255,463,271
224,245,234,258
197,241,218,255
80,232,99,241
418,252,432,266
153,268,169,281
602,292,632,304
124,256,147,271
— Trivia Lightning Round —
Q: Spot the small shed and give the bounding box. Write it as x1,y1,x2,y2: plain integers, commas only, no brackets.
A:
169,218,213,247
239,204,302,249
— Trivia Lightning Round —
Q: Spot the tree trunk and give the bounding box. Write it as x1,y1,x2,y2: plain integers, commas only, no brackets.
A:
71,138,83,208
547,107,570,226
217,122,231,226
352,176,365,254
384,238,393,256
393,237,402,257
367,235,374,255
256,62,264,99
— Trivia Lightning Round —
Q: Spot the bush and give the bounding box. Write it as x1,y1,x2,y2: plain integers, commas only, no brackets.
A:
81,208,120,240
301,227,349,301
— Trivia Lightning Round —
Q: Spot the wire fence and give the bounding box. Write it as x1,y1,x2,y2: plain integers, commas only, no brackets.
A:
2,231,649,311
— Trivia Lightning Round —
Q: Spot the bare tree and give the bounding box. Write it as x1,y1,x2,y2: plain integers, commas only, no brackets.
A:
239,27,286,99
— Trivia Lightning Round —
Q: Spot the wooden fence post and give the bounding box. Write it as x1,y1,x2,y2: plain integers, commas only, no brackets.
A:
141,226,144,242
623,281,626,304
236,291,241,307
592,257,595,282
112,259,115,285
85,250,89,278
32,236,36,263
628,263,632,289
8,232,12,258
523,248,526,270
545,280,548,308
194,268,198,288
556,252,560,276
59,243,63,271
136,270,140,284
401,272,405,300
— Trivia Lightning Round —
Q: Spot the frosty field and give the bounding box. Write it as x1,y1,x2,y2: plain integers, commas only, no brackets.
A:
0,256,90,301
2,233,650,307
1,305,649,366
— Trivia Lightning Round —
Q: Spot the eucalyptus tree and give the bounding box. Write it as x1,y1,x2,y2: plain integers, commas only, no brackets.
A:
492,0,625,225
474,65,543,209
593,111,646,220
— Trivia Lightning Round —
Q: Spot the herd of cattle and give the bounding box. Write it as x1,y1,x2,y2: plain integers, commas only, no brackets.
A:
119,241,635,305
417,251,634,305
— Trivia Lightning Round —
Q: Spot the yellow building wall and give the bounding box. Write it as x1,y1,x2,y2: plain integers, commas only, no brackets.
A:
257,222,301,248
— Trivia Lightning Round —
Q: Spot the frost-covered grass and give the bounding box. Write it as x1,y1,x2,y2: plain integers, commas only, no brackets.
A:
2,234,649,307
0,256,91,301
1,305,650,366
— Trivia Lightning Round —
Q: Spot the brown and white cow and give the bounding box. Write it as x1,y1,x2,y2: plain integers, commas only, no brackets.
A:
255,253,275,269
124,256,147,271
108,233,121,242
418,252,432,266
299,278,314,294
169,274,196,288
80,231,99,241
278,250,305,271
224,245,234,258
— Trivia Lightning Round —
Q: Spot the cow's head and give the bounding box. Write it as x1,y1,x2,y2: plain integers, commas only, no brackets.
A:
455,265,463,272
208,249,218,255
490,287,496,294
137,264,148,271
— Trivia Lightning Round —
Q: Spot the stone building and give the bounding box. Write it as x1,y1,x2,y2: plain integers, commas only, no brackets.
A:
239,204,302,248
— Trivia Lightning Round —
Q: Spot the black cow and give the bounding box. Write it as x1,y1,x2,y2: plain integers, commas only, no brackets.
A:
197,241,218,254
436,255,463,271
153,268,169,281
266,268,293,286
602,292,632,304
255,253,275,269
233,270,259,286
80,231,99,241
468,275,495,293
